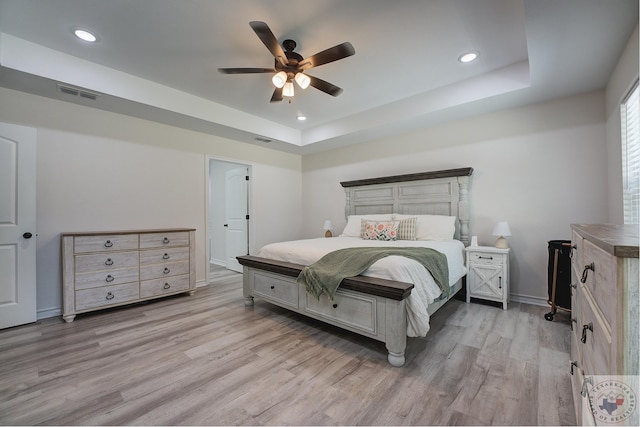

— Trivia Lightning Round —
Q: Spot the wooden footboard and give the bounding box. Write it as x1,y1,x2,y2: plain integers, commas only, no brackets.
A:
237,255,414,366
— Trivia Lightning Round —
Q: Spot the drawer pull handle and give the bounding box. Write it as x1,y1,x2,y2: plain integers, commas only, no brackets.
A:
569,244,577,259
106,292,115,300
163,283,171,290
163,253,170,260
581,322,593,344
570,360,578,375
105,274,115,282
163,267,170,274
478,256,493,260
498,276,502,289
104,240,113,248
570,317,577,331
332,303,338,308
581,376,593,397
105,258,114,266
163,237,170,244
270,285,275,289
580,263,594,283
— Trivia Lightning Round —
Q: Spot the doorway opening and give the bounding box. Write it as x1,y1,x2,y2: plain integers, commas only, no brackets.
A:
207,158,251,283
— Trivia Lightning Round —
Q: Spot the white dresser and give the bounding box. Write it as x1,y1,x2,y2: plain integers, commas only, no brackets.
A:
569,224,638,425
62,228,196,322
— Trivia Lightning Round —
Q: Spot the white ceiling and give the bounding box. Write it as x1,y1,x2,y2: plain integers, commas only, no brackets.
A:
0,0,637,154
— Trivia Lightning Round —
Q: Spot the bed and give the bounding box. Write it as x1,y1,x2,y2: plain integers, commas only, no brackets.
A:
237,167,473,366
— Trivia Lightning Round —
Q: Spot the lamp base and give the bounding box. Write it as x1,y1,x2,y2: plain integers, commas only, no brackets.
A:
495,236,509,249
325,230,332,238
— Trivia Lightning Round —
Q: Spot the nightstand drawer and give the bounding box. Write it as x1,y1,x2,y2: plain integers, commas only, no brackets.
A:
468,252,506,265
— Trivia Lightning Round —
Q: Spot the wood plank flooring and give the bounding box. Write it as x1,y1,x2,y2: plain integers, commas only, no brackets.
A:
0,269,576,425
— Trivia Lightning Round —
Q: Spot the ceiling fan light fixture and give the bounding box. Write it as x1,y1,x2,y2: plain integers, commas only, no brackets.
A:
283,81,295,97
294,72,311,89
272,71,287,88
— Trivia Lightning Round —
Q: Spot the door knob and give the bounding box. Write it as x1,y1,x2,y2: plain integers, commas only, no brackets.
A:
23,232,33,239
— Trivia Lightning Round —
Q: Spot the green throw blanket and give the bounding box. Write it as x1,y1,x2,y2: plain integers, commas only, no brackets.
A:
296,247,449,301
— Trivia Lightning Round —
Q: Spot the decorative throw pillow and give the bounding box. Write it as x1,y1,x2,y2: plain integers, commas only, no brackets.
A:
396,217,417,240
341,214,393,237
362,220,400,241
393,214,456,240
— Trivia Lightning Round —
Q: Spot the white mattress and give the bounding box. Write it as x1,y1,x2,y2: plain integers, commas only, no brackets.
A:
256,237,467,337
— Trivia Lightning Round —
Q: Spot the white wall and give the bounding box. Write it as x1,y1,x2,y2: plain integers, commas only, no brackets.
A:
0,87,302,318
301,91,608,304
605,25,639,223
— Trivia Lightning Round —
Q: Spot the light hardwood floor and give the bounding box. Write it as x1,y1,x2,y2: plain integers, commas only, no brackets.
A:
0,269,576,425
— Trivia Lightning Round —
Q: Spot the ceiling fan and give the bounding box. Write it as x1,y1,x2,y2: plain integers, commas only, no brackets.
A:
218,21,355,103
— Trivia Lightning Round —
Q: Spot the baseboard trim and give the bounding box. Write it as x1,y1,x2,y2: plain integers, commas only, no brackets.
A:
37,307,61,320
509,293,550,307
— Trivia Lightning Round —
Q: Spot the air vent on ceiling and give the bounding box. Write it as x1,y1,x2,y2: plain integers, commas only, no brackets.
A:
56,83,99,100
254,136,272,143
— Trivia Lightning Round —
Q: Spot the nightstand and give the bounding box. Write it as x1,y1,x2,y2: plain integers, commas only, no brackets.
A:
465,246,510,310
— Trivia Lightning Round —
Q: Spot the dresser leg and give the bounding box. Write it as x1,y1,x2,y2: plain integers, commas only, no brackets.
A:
62,314,75,323
244,296,254,307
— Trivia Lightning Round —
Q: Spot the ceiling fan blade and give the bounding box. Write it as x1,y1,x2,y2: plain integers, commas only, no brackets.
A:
270,87,283,103
298,42,355,71
249,21,287,66
218,68,275,74
307,75,343,97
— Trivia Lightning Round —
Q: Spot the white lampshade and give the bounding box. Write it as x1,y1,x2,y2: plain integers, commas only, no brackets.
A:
283,81,295,97
492,221,512,248
272,71,287,88
294,72,311,89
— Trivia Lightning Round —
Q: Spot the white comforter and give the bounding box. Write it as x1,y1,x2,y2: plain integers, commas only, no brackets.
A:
256,237,467,337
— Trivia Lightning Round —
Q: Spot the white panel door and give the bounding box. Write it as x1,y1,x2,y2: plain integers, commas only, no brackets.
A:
225,167,248,273
0,122,37,329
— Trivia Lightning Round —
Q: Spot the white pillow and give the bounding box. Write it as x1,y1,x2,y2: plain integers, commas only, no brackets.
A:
340,214,393,237
393,213,456,240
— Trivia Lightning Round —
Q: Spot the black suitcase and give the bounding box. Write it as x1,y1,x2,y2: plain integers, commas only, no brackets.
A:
544,240,572,321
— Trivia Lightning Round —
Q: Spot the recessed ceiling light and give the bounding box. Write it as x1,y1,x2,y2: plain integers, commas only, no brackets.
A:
458,51,478,63
73,28,98,42
297,115,307,121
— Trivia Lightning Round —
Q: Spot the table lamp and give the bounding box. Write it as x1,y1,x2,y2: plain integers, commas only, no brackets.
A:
323,220,333,238
492,221,511,248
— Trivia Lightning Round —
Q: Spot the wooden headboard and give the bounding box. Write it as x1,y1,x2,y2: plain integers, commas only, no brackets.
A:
340,167,473,245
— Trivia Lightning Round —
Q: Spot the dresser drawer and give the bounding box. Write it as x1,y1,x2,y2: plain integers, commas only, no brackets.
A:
139,231,190,249
140,260,189,280
468,252,506,266
140,274,190,298
139,247,190,266
571,229,584,276
582,240,617,330
74,234,139,253
75,267,139,290
578,286,613,375
75,251,139,274
75,282,139,311
304,289,377,335
252,272,299,309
